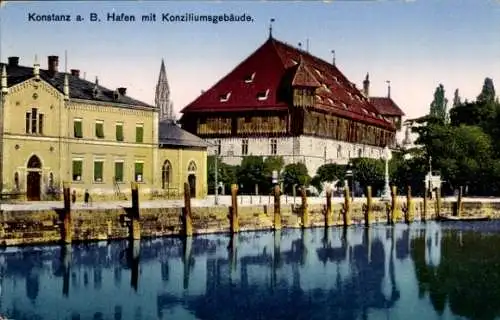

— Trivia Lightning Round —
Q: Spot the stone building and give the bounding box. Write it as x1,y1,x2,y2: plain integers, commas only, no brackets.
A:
179,34,405,176
0,56,208,201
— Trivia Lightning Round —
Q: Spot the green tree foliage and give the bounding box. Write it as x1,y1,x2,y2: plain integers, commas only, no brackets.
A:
350,158,384,195
452,88,461,109
429,84,449,123
236,156,267,194
207,156,237,194
477,77,496,104
282,163,310,194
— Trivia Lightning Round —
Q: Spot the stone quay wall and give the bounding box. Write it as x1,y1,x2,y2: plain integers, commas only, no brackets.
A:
1,196,500,246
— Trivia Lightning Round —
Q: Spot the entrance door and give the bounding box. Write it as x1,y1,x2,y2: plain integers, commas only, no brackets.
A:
27,155,42,201
27,171,41,201
188,174,196,198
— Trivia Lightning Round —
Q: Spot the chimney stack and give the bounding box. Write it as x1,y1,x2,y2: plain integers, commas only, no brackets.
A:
8,57,19,67
117,87,127,95
47,55,59,76
70,69,80,78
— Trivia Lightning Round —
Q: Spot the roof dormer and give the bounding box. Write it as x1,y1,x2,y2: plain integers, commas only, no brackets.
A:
257,89,270,101
244,72,255,83
220,92,231,102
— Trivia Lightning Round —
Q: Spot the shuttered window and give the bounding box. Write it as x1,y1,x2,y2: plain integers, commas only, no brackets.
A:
135,162,144,182
72,160,83,181
94,161,103,182
114,162,124,183
95,121,104,138
135,124,143,143
74,119,83,138
116,123,124,141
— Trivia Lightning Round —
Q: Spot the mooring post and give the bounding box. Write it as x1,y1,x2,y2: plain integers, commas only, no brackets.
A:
273,185,281,230
435,187,441,218
456,186,463,217
405,185,414,224
391,186,397,225
364,186,373,227
325,187,333,227
299,186,309,228
230,184,239,233
423,186,428,222
130,182,141,241
62,182,72,244
183,182,193,237
343,185,351,227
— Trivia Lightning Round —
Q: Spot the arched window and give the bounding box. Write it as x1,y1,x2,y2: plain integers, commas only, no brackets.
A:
162,160,172,189
14,172,20,190
27,155,42,169
49,172,54,188
188,161,197,173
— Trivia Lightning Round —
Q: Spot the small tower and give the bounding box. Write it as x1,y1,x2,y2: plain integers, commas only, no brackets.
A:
33,55,40,80
363,73,370,98
63,74,69,100
386,80,391,98
155,59,174,123
1,65,7,94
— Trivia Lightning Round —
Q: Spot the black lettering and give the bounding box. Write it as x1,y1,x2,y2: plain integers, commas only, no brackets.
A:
90,13,99,21
76,14,83,22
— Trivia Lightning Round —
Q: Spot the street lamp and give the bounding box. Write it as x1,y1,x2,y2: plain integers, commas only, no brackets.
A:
346,164,353,199
213,146,219,205
380,145,392,200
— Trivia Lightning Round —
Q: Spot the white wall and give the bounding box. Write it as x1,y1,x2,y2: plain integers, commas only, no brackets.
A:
206,136,385,177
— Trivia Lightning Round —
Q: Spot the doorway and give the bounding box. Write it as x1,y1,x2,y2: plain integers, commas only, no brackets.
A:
188,174,196,198
26,155,42,201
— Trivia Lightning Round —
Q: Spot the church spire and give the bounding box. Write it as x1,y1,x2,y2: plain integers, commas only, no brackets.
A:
155,59,174,122
269,18,275,38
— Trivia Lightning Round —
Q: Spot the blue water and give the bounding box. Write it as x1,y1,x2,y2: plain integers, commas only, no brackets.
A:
1,221,500,320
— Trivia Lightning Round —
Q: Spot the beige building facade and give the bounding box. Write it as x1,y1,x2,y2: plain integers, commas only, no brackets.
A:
0,56,208,201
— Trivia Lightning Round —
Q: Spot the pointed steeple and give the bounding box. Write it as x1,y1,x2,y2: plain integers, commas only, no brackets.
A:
155,59,174,122
269,18,275,39
1,65,7,94
363,73,370,98
386,80,391,98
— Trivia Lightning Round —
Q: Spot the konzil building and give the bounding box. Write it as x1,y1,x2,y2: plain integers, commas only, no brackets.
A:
180,34,404,176
0,56,208,201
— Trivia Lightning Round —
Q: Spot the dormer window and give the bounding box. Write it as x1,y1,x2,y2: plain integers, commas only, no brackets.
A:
314,68,323,78
244,72,256,83
341,102,348,110
347,92,353,99
220,92,231,102
291,59,298,65
321,83,331,93
92,86,99,98
333,76,338,83
327,98,334,105
315,95,322,102
362,108,368,114
257,89,270,101
113,90,119,100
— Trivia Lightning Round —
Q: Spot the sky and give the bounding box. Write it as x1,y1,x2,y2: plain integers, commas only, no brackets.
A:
1,0,499,122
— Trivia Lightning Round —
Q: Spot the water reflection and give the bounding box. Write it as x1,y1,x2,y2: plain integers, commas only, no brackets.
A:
2,223,500,319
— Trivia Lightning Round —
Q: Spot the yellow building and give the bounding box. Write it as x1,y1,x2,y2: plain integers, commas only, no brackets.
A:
0,56,208,201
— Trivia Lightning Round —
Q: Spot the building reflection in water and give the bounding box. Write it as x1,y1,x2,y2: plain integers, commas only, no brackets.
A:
11,222,500,319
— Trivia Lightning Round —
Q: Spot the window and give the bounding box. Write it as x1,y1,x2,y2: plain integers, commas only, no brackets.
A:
242,139,249,155
14,172,20,190
244,72,256,83
257,89,270,101
95,120,104,139
74,119,83,138
94,161,104,182
135,162,144,182
220,92,231,102
114,161,124,183
162,160,172,189
116,122,124,141
72,159,83,181
135,124,144,143
270,139,277,155
25,108,43,134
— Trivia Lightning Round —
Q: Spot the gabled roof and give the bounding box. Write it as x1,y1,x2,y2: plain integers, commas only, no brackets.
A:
0,62,154,109
370,97,405,116
158,121,209,148
181,36,397,130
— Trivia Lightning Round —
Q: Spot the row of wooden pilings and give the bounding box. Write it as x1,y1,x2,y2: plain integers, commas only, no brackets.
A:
59,181,464,244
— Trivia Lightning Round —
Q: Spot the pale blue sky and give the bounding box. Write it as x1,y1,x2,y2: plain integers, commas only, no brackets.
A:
1,0,499,121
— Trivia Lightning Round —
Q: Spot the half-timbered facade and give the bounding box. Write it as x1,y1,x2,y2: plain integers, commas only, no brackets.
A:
180,35,405,176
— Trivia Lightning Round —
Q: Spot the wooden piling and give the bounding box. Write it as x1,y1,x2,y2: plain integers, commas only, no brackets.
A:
435,187,441,218
230,184,239,233
300,186,309,228
130,182,141,240
183,182,193,237
423,187,428,222
456,186,463,217
273,185,281,230
390,186,397,224
343,185,351,227
325,187,333,227
62,182,72,244
364,186,373,227
405,185,414,224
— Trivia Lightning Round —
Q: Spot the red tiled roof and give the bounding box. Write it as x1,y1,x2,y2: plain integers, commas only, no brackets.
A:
181,36,396,130
370,97,405,116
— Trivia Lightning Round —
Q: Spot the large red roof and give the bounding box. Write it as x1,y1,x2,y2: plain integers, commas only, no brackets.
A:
181,36,397,130
370,97,405,116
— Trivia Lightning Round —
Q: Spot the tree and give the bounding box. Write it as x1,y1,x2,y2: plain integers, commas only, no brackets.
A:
350,158,384,195
452,88,461,109
429,84,449,123
236,156,266,194
477,77,496,104
207,156,237,194
282,163,310,194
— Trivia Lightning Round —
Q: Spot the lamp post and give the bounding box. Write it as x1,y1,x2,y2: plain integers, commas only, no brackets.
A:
346,164,353,199
213,147,219,205
380,145,392,200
